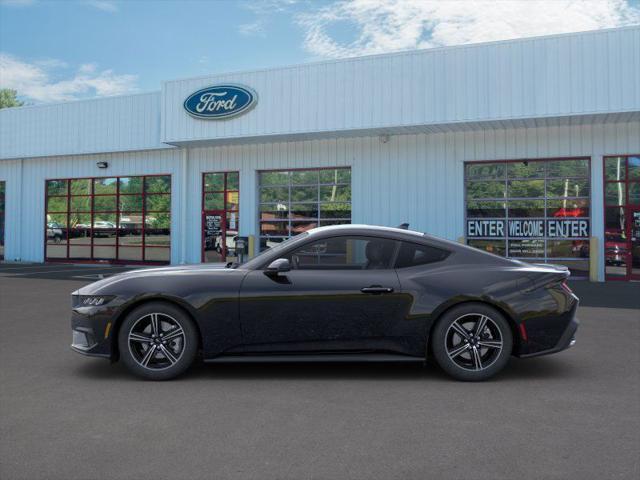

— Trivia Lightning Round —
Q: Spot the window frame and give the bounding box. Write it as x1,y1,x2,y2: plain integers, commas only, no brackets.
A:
44,174,171,264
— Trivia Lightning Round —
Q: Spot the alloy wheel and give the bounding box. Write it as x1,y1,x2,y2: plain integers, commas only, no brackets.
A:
128,313,186,370
445,313,503,371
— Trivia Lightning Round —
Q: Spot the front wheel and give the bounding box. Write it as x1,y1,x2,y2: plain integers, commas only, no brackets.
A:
118,302,198,380
431,303,513,381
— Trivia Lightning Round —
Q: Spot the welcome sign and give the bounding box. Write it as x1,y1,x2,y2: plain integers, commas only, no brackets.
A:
184,84,257,119
467,219,590,238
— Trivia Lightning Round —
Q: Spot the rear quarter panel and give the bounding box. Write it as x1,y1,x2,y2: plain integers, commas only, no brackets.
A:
396,257,572,356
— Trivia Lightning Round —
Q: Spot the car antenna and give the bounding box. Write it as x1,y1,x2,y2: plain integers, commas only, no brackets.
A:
397,223,410,230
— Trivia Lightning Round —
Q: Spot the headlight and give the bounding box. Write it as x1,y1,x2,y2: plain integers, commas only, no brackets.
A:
73,295,115,307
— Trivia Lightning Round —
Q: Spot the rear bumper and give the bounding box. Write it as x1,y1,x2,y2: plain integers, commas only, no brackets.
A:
517,315,578,358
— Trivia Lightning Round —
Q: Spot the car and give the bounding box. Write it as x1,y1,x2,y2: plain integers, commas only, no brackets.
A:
92,221,117,238
46,222,64,243
70,224,579,381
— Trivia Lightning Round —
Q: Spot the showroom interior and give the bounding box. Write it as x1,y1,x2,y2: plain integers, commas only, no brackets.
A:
0,26,638,281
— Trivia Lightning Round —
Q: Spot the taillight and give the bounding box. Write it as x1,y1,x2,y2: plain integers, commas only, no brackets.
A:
560,280,573,295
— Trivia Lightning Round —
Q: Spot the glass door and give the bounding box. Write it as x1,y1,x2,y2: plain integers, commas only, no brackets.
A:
604,155,640,281
203,211,226,263
202,172,239,263
631,207,640,280
0,181,5,260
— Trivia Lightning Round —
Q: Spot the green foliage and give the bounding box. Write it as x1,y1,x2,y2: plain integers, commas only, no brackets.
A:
0,89,24,109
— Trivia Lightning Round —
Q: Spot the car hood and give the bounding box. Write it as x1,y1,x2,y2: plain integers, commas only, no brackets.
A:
73,263,234,295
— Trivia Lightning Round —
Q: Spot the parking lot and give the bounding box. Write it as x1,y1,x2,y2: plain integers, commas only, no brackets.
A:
0,263,639,480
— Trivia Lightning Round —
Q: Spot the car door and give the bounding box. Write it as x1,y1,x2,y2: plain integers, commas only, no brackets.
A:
238,235,408,353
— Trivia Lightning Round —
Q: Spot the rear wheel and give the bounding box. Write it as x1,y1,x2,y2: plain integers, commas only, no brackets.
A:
118,302,198,380
431,303,512,381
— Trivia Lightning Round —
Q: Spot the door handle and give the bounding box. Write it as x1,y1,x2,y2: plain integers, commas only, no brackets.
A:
361,286,394,294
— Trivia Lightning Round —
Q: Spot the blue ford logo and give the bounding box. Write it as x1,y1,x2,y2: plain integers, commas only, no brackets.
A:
183,84,257,119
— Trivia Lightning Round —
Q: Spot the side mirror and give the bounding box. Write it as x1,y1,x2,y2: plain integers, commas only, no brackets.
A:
265,258,291,275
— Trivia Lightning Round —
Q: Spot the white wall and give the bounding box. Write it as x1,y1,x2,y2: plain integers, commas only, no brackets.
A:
0,92,168,160
184,120,639,281
162,27,640,144
1,120,639,280
0,149,184,264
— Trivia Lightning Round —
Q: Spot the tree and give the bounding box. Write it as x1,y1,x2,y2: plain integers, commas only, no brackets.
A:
0,89,24,109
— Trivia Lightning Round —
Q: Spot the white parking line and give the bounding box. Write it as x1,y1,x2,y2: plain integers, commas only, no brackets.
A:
0,265,56,271
0,268,128,276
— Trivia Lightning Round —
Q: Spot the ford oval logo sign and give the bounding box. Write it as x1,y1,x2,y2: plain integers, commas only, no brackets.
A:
183,84,257,119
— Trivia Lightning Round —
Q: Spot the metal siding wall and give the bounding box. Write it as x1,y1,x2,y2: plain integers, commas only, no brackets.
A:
163,27,640,144
0,160,22,261
183,121,639,281
0,92,168,160
2,121,638,281
0,149,183,263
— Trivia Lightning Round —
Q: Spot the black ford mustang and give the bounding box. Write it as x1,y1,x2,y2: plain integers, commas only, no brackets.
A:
71,225,578,381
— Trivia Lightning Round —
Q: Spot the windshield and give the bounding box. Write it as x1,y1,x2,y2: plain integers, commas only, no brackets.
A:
241,233,310,270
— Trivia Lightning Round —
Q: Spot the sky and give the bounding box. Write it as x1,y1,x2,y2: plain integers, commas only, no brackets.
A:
1,0,639,104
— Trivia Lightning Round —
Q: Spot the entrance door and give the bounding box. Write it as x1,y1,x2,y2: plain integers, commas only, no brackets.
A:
604,155,640,281
202,210,240,263
203,211,224,262
202,171,240,264
631,208,640,280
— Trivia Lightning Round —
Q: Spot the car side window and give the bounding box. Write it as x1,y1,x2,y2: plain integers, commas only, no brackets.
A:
287,236,398,270
394,241,449,268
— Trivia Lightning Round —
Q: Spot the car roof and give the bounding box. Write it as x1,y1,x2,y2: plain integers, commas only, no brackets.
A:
307,224,426,238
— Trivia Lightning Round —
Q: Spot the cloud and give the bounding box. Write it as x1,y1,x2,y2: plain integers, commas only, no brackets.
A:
238,19,266,37
34,58,69,69
83,0,118,12
242,0,299,15
0,53,138,103
297,0,640,58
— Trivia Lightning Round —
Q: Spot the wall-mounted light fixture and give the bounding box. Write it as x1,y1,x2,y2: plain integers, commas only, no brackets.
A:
96,161,108,169
379,133,390,144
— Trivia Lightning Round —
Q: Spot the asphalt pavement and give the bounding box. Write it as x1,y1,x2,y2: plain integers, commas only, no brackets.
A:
0,265,638,480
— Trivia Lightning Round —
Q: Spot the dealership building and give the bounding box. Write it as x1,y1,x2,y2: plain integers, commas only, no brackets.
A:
1,26,639,281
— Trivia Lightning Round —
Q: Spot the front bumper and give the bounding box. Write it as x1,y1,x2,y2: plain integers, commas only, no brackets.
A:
70,304,119,359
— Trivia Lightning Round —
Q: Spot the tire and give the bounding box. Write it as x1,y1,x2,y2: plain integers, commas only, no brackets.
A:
118,302,198,380
431,303,513,381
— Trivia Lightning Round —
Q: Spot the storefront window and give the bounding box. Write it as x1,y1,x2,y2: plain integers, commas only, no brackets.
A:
0,181,5,260
465,158,591,277
258,168,351,250
603,155,640,280
45,175,171,263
